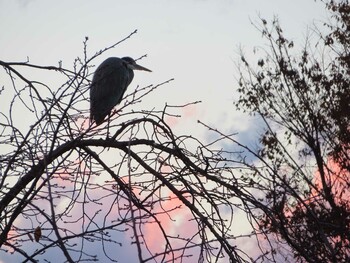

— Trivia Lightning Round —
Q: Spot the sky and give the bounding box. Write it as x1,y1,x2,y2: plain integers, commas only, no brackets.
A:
0,0,328,140
0,0,328,262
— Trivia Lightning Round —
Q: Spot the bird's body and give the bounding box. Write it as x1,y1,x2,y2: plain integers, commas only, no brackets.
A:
90,57,151,125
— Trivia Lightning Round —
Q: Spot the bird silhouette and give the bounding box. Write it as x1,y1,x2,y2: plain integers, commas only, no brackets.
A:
90,57,151,125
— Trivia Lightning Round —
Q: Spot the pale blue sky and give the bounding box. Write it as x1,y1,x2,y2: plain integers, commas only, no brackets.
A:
0,0,328,261
1,0,327,135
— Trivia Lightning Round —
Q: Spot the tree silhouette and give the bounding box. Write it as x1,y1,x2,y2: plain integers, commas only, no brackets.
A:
1,1,349,262
236,1,349,262
0,32,257,262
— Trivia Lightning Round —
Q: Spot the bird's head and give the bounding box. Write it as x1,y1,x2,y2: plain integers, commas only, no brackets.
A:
122,57,152,72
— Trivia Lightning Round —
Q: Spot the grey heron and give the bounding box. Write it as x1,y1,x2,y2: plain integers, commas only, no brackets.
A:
90,57,151,125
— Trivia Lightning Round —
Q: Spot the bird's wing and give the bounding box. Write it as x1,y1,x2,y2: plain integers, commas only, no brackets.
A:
90,58,132,124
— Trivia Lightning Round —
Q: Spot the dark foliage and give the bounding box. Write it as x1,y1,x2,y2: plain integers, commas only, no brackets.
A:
236,1,350,262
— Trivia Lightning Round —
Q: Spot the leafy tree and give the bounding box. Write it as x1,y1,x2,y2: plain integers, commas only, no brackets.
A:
236,0,349,262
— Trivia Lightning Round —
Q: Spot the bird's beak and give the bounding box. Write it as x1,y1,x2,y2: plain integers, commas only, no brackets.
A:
132,63,152,72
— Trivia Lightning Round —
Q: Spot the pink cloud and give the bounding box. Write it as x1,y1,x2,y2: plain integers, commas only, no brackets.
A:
312,158,350,206
142,192,197,261
165,104,199,129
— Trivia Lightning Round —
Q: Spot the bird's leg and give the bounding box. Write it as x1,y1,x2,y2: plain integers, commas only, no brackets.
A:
106,113,111,140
